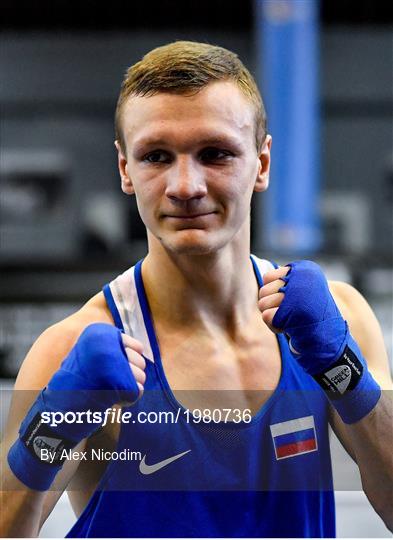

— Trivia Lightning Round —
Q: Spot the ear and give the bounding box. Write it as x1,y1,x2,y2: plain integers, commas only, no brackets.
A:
115,140,134,195
254,134,272,193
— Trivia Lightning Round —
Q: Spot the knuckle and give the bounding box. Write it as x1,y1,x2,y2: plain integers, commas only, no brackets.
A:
262,307,279,328
267,282,278,294
138,354,146,369
127,349,144,366
261,309,271,324
134,340,144,353
134,365,146,384
263,271,275,283
259,287,268,298
125,348,134,362
276,291,284,303
135,355,146,371
122,334,143,352
279,265,290,276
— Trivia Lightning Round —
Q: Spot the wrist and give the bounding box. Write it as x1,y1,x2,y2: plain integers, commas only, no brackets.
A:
286,319,348,376
7,389,95,492
311,333,381,424
7,438,64,491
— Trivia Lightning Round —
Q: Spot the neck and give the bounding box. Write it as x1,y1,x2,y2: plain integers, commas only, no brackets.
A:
142,230,260,337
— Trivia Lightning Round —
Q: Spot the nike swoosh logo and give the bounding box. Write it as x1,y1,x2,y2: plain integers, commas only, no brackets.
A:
139,449,191,475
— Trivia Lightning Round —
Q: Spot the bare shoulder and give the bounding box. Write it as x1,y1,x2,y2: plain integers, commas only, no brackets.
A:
3,293,116,523
328,280,382,343
14,291,114,391
5,292,114,442
328,280,373,325
328,280,392,388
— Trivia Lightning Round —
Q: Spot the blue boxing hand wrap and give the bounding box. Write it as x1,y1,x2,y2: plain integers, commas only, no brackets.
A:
8,323,140,491
272,261,381,424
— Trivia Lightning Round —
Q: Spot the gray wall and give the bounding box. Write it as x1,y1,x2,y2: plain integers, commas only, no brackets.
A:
0,31,252,261
1,28,392,538
1,29,391,263
321,29,392,258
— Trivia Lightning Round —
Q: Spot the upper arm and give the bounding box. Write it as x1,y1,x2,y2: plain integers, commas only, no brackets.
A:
2,296,113,528
328,281,392,457
5,294,113,439
330,281,392,389
1,319,86,527
5,318,86,440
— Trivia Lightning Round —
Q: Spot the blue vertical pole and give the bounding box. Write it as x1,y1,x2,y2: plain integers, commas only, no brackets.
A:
255,0,321,254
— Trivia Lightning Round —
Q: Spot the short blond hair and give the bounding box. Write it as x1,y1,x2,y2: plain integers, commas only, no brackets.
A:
115,41,267,153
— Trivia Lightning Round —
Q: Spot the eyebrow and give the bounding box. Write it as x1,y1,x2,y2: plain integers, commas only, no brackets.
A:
132,134,243,152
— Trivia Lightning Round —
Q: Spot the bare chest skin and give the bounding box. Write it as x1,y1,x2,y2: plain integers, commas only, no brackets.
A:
155,310,282,416
69,300,282,516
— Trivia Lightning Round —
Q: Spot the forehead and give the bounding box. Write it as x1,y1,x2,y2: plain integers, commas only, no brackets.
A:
121,81,255,148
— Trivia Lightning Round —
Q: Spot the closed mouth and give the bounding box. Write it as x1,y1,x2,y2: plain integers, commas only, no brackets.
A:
165,212,216,219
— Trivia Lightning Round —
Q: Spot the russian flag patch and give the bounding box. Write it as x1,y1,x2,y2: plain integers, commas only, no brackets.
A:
270,415,318,460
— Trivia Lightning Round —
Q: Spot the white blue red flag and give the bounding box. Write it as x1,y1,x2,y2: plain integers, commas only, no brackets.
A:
270,415,318,460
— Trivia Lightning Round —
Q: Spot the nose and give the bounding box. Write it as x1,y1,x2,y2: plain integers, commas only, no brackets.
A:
165,155,207,201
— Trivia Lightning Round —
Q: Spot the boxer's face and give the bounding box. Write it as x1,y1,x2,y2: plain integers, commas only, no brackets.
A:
117,81,271,255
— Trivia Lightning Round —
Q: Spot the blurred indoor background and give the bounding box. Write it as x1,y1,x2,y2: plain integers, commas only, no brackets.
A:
1,0,392,536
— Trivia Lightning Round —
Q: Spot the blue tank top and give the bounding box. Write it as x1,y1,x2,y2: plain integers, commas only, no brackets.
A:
66,255,335,537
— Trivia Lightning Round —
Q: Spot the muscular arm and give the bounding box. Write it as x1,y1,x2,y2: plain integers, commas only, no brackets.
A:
260,265,392,530
0,295,113,537
329,282,393,531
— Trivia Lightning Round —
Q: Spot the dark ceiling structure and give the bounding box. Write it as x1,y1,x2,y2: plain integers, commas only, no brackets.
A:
1,0,392,31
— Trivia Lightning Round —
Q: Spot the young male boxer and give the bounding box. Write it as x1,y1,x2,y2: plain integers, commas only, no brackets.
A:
1,41,392,537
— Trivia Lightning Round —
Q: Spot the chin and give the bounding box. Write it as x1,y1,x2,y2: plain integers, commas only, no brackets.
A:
170,244,217,256
160,229,227,256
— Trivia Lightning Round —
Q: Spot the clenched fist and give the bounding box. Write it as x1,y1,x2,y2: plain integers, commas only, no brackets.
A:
258,265,290,334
